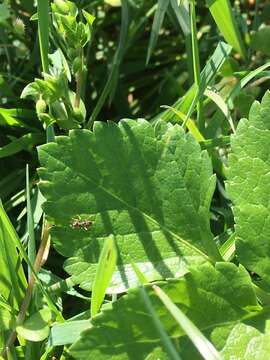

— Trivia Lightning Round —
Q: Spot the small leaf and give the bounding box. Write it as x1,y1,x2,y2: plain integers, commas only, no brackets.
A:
16,307,53,342
82,10,95,26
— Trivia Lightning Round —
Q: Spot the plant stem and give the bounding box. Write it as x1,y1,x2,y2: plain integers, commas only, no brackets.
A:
1,222,51,359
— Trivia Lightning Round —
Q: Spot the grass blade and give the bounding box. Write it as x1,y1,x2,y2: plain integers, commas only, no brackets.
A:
139,287,182,360
170,0,190,36
26,165,36,281
189,0,203,129
87,0,129,128
37,0,49,73
146,0,170,65
90,235,117,317
156,41,232,123
153,285,222,360
206,0,246,58
0,203,27,311
0,201,62,319
204,88,235,133
0,133,44,159
227,61,270,108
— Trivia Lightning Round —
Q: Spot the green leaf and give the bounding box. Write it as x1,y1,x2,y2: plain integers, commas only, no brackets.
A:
146,0,170,65
250,26,270,56
0,1,10,23
16,307,53,342
226,90,270,289
69,262,258,359
205,309,270,359
91,235,117,317
49,320,91,346
38,120,220,293
206,0,246,58
0,133,44,159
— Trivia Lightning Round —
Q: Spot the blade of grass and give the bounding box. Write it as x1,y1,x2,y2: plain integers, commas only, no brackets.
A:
0,133,44,159
139,287,182,360
87,0,129,128
204,88,235,133
0,201,62,319
170,0,190,36
227,61,270,108
153,285,222,360
90,235,117,317
154,41,232,124
0,205,27,311
37,0,49,73
146,0,170,65
219,233,236,261
26,165,36,281
189,0,203,130
206,0,246,59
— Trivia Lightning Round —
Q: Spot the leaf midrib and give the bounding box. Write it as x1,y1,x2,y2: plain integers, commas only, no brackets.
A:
41,147,213,263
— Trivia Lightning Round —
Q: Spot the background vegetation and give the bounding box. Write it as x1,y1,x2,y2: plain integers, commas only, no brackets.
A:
1,0,270,359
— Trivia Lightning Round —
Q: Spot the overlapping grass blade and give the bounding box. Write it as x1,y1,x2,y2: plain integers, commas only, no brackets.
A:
146,0,170,65
153,285,222,360
155,41,232,123
87,0,129,128
0,134,44,159
26,165,36,280
140,287,182,360
37,0,50,73
206,0,246,58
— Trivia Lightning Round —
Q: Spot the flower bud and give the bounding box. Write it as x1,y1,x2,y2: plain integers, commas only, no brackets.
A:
36,99,47,115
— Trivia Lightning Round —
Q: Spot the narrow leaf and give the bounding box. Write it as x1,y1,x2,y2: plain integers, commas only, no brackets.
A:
146,0,170,65
206,0,246,58
153,285,222,360
91,235,117,317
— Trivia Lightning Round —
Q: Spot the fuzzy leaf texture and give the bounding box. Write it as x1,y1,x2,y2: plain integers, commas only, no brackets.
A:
69,262,259,360
227,91,270,289
38,119,221,292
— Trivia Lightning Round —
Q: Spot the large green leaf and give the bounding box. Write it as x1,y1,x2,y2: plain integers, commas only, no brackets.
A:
38,119,220,293
226,91,270,289
69,262,259,359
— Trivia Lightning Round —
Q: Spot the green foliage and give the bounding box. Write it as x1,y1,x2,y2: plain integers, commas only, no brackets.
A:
37,119,220,293
227,91,270,290
2,0,270,358
69,262,258,359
